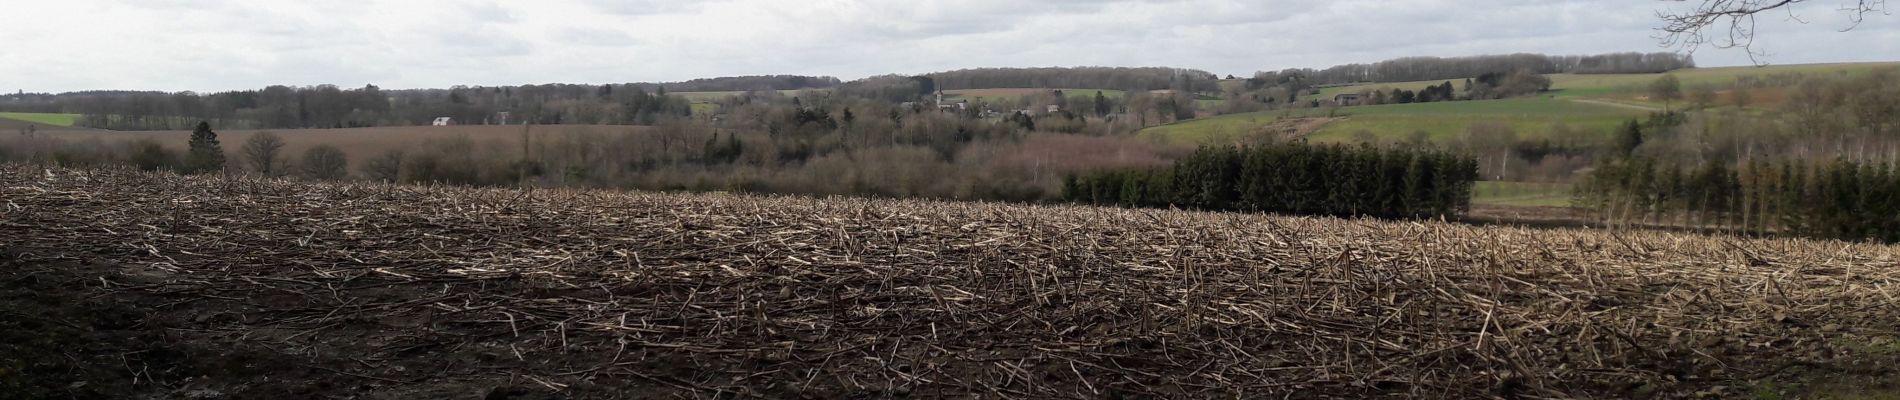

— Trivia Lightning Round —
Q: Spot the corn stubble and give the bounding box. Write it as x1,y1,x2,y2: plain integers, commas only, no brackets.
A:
3,165,1896,399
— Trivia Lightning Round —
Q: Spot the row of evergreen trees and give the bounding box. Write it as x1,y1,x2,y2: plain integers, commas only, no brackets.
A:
1575,158,1900,243
1063,144,1479,218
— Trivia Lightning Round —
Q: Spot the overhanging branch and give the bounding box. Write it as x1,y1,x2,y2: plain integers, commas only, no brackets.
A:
1655,0,1888,64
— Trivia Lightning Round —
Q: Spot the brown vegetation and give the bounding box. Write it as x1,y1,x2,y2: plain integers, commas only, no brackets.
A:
28,125,651,168
0,118,97,133
4,166,1897,398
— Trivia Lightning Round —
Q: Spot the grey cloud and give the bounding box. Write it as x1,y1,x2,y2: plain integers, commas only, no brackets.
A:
123,0,223,10
462,1,518,23
583,0,711,16
430,30,532,57
557,27,638,47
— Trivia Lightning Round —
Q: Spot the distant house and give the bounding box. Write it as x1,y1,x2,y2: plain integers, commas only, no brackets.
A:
432,117,453,126
1332,93,1364,106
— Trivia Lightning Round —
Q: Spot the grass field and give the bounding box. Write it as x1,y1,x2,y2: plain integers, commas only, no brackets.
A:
1138,111,1278,143
5,166,1898,398
0,112,82,127
1546,62,1900,98
1142,96,1646,145
1471,181,1572,208
1307,96,1647,142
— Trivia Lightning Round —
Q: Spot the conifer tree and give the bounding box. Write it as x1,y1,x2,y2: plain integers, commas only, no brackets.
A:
1613,119,1644,158
186,121,225,174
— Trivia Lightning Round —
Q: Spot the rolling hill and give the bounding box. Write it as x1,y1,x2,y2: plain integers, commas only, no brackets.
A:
1135,62,1900,211
1314,62,1900,108
1147,62,1900,146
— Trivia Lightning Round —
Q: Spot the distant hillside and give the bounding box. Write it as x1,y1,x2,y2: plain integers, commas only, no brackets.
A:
925,67,1220,92
641,75,841,92
1255,52,1696,87
1153,61,1900,147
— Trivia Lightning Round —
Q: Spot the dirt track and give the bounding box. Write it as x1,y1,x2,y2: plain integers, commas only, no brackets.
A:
1566,98,1663,112
3,166,1899,399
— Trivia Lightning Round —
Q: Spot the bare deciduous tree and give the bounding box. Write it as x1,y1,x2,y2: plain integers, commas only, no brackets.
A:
361,149,404,182
1650,75,1683,112
242,131,286,176
1658,0,1889,63
1691,85,1719,110
301,145,349,181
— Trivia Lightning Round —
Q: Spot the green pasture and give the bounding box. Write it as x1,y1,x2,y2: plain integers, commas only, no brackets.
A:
1144,96,1645,145
0,112,81,127
1137,108,1329,144
1307,97,1647,143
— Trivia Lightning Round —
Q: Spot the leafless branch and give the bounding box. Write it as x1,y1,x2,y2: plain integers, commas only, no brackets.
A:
1655,0,1888,65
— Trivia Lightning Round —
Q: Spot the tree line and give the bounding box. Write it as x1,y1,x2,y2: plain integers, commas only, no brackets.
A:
1353,71,1555,106
1252,52,1694,89
926,67,1221,92
101,122,352,181
1576,157,1900,243
1569,75,1900,244
1,83,694,130
639,75,840,92
1064,143,1479,219
3,90,1177,203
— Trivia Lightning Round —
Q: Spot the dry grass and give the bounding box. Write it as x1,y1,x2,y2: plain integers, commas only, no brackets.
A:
4,165,1899,398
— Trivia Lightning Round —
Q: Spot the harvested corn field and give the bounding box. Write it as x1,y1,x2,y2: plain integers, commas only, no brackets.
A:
3,166,1899,399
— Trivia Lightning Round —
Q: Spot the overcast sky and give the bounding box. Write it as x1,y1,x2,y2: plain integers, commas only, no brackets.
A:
3,0,1896,93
